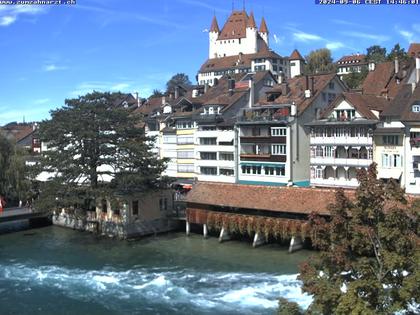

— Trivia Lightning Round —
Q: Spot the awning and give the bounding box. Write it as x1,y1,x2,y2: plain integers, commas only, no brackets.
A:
377,169,402,180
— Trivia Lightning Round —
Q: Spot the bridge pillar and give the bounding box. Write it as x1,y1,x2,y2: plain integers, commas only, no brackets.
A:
289,236,303,253
203,223,208,238
186,221,190,236
252,232,265,248
219,227,230,242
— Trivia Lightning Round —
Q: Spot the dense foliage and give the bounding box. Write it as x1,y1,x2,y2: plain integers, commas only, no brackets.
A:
34,92,169,212
166,73,192,93
298,164,419,315
0,133,31,205
304,48,335,75
342,68,369,89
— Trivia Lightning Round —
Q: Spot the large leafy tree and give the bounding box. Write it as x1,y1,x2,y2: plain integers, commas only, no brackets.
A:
0,133,31,205
299,164,419,314
166,73,192,94
387,43,409,62
342,68,369,89
366,45,387,64
34,92,168,212
304,48,335,75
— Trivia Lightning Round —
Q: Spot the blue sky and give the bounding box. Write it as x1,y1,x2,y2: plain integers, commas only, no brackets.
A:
0,0,419,124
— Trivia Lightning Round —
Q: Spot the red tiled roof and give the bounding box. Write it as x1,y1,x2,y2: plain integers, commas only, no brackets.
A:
408,43,420,57
336,54,367,65
1,124,35,143
321,92,391,120
264,73,340,115
210,15,220,33
259,17,268,33
247,11,256,28
382,83,420,122
290,49,304,61
186,182,356,216
218,10,248,40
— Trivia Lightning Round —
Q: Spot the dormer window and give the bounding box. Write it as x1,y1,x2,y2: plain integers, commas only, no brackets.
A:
209,107,214,115
413,104,420,113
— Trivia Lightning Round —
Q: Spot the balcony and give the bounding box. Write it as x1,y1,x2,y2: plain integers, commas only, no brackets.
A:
410,137,420,148
311,136,372,146
237,107,290,124
311,178,359,188
311,157,372,167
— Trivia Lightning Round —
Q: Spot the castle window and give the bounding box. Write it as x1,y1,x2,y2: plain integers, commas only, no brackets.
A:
413,104,420,112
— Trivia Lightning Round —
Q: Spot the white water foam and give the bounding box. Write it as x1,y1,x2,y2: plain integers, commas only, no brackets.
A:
0,262,313,314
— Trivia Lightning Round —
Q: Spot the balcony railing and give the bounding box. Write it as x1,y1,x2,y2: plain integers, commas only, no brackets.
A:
311,157,372,167
311,136,372,145
410,138,420,148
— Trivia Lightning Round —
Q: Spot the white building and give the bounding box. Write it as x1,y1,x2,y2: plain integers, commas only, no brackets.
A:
198,10,289,86
289,49,305,79
336,54,368,78
308,93,390,188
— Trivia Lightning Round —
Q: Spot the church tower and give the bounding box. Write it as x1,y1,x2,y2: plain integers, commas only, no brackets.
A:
209,15,220,59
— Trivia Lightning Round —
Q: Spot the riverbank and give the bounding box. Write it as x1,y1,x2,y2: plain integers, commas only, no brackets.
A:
0,226,312,315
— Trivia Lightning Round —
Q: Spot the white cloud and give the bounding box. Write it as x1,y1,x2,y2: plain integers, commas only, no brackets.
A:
0,16,16,26
43,64,68,72
0,6,46,27
340,31,389,43
326,42,345,50
111,83,130,91
273,34,285,45
34,98,50,105
399,30,415,43
293,31,323,42
70,81,133,97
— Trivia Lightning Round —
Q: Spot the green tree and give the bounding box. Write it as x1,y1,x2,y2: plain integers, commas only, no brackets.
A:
0,133,31,205
151,89,164,97
366,45,387,64
277,297,304,315
304,48,335,75
387,43,409,62
342,68,369,89
34,91,169,212
166,73,192,94
299,164,419,315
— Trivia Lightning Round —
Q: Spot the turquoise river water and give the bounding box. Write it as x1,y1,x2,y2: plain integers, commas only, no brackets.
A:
0,226,313,315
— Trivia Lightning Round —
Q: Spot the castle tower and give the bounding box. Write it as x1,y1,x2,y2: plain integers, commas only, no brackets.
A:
209,15,220,59
259,17,269,47
289,49,305,78
246,11,258,54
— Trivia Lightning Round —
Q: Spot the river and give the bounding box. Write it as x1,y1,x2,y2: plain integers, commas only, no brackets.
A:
0,226,312,315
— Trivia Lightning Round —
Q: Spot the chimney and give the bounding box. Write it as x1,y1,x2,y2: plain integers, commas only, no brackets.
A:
311,77,315,94
161,96,166,105
248,77,254,108
305,75,312,98
290,102,297,117
281,82,290,96
416,53,420,84
394,57,399,75
135,92,140,107
204,83,209,94
175,86,179,99
278,71,284,84
228,78,235,96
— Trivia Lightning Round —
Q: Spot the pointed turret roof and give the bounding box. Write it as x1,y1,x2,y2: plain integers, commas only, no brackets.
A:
247,11,256,28
210,15,220,33
290,49,304,61
259,17,268,33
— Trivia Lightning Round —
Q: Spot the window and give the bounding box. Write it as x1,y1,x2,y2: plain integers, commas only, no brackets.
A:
412,104,420,112
132,200,139,216
163,136,176,144
200,137,217,145
252,127,261,136
290,61,296,66
159,198,168,211
219,152,234,161
201,126,216,131
327,93,336,104
177,136,194,144
101,199,107,213
219,140,234,146
264,166,285,176
200,167,217,175
209,107,214,115
271,144,286,155
200,152,217,160
178,164,194,173
382,154,402,168
220,168,234,176
176,121,193,129
271,127,287,136
329,82,335,89
177,150,194,158
241,165,261,175
383,135,399,146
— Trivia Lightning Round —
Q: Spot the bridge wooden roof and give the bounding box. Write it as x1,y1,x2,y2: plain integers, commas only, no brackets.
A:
186,182,356,216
